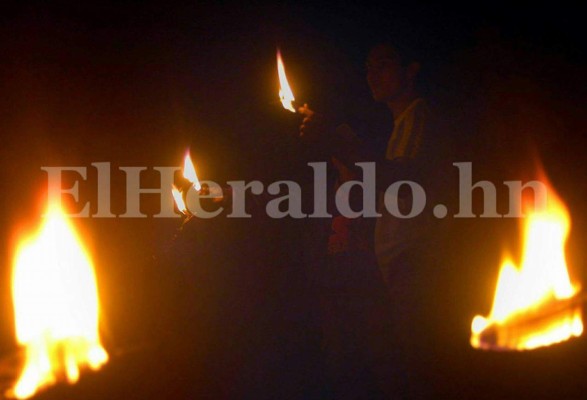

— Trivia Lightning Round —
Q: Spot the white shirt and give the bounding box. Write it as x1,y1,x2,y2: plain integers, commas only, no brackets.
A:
374,98,431,271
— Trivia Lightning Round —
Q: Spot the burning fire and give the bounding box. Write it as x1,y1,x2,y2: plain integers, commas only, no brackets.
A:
183,151,201,191
276,48,296,113
9,204,108,398
172,150,202,216
171,184,188,215
471,180,583,350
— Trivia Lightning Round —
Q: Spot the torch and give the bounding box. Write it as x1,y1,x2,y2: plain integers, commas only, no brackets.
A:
276,48,315,117
171,150,227,226
276,48,298,114
171,151,198,225
277,48,357,144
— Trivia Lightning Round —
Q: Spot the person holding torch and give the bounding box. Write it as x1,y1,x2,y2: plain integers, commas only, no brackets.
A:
300,42,451,398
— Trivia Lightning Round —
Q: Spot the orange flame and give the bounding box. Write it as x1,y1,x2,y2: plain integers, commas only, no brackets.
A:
471,178,583,350
276,49,296,113
171,185,188,215
183,152,201,192
9,204,108,398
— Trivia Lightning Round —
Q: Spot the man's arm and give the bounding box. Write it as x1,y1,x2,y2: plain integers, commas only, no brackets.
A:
299,105,427,192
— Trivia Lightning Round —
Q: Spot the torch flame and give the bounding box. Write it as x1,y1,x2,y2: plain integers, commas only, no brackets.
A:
183,152,201,191
276,49,296,113
10,204,108,398
471,179,583,350
171,185,188,215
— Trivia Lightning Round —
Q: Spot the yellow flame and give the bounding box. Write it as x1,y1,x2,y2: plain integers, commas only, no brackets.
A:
171,185,188,215
10,204,108,399
183,152,201,191
277,49,296,113
471,183,583,350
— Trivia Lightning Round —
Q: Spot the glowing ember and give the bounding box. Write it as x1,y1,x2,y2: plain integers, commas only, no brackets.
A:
171,184,188,215
183,152,201,191
471,180,583,350
9,204,108,398
276,48,296,113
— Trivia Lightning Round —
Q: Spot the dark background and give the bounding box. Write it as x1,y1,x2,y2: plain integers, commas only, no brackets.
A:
0,1,586,398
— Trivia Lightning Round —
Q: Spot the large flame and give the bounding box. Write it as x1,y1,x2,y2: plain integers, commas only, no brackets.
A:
276,49,296,113
471,181,583,350
183,152,201,191
10,204,108,398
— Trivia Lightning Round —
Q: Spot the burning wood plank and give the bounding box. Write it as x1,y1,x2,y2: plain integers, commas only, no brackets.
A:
472,293,585,351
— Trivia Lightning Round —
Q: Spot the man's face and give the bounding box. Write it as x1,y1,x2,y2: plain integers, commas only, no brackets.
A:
366,45,407,102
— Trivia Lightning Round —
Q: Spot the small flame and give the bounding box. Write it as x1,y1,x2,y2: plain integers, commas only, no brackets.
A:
277,49,296,113
471,177,583,350
183,152,201,191
171,185,188,215
10,204,108,398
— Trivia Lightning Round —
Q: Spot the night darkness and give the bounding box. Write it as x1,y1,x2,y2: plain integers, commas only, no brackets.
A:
1,2,586,399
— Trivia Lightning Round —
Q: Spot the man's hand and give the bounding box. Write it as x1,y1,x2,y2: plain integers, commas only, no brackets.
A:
298,104,336,146
298,104,366,166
